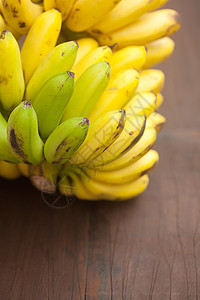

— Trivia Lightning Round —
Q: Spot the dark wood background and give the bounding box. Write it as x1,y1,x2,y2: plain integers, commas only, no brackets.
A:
0,0,200,299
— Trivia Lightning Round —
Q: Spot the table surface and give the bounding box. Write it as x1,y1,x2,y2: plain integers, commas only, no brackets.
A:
0,0,200,299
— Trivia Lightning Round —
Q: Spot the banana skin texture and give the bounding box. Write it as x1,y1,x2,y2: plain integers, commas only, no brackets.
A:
44,117,89,164
7,101,44,165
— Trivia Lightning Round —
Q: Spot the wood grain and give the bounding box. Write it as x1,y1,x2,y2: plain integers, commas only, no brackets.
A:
0,0,200,299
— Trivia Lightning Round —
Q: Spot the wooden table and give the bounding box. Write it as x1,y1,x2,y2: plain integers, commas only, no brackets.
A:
0,0,200,299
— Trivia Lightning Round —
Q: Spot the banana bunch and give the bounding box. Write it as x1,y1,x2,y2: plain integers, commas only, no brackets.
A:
0,3,179,201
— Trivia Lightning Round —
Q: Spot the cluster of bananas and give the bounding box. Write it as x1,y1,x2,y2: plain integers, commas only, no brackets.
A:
0,1,180,201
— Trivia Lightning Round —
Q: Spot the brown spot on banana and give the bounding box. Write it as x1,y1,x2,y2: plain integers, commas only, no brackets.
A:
18,21,26,28
0,30,7,39
12,7,18,17
9,128,27,161
120,117,146,155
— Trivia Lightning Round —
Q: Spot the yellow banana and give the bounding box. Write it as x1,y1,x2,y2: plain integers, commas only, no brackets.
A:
1,0,43,35
144,37,175,68
89,69,139,122
0,161,21,179
0,111,19,163
95,127,157,171
0,31,25,112
86,150,159,184
72,46,113,81
73,37,98,68
89,0,161,35
0,13,5,31
0,13,8,32
44,0,75,21
26,41,78,103
21,9,62,84
110,46,147,74
156,93,164,110
81,174,150,201
146,112,166,132
89,114,146,168
137,69,165,93
58,167,98,200
96,9,180,47
71,174,99,201
66,0,121,32
124,92,157,119
17,163,29,177
0,14,20,39
150,0,169,10
58,174,77,198
70,109,126,165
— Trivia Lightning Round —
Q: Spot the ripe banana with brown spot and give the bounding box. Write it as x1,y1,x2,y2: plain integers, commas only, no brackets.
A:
85,150,159,185
0,30,25,112
66,0,121,32
70,109,126,165
89,0,162,35
0,111,19,163
21,9,62,84
95,127,157,171
89,114,146,168
44,0,75,21
44,117,89,164
95,9,180,48
1,0,43,35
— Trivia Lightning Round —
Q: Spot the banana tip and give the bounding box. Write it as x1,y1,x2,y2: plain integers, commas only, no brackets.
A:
67,71,75,78
109,43,118,51
24,101,32,108
74,41,79,48
83,118,89,126
53,7,61,13
0,30,10,39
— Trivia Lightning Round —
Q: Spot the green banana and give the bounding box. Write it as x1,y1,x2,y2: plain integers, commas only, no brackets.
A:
25,41,78,102
32,71,75,141
0,112,19,163
44,117,89,164
7,101,44,165
61,61,111,121
0,30,25,111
